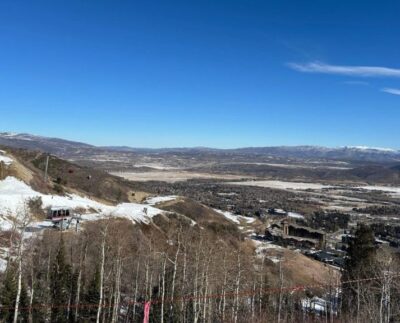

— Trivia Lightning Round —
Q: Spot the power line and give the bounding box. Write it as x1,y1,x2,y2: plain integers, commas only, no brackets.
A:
0,273,399,312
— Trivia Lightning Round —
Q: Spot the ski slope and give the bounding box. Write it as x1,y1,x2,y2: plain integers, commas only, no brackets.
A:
0,176,166,230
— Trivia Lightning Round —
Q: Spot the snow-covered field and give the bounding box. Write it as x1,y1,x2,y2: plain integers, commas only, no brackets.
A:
239,162,351,170
111,171,247,183
356,185,400,197
132,164,178,170
228,180,333,191
0,176,167,231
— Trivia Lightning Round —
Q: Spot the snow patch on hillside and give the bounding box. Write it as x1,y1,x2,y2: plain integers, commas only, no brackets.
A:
0,176,166,230
0,258,6,272
145,196,177,205
0,150,13,165
111,203,162,224
288,212,304,219
0,177,105,217
214,209,256,224
356,185,400,197
253,240,284,261
80,203,163,224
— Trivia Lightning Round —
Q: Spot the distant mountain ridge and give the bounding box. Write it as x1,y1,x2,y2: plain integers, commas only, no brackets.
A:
0,132,399,162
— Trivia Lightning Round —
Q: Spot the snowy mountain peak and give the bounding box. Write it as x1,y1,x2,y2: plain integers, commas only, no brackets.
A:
344,146,398,153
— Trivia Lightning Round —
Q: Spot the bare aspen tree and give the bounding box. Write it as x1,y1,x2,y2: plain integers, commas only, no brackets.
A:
160,254,167,323
259,255,266,319
277,256,284,323
132,261,140,321
201,245,213,323
96,217,110,323
221,252,227,322
180,243,187,321
75,241,87,322
169,228,181,320
13,202,32,323
233,252,241,323
193,235,203,323
251,279,256,321
28,256,35,323
111,251,122,323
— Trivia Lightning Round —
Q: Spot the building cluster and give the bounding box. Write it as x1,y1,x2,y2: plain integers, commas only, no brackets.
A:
265,219,326,249
264,218,349,268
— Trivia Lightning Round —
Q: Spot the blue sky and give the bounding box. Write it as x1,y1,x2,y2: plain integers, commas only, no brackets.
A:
0,0,399,148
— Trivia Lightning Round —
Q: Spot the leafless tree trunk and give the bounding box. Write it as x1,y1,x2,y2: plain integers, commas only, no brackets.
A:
221,252,227,322
14,248,23,323
96,220,109,323
251,279,256,321
160,255,167,323
170,233,181,312
234,253,241,323
75,242,87,322
277,257,284,323
202,252,211,323
193,238,202,323
13,203,31,323
132,262,140,321
180,245,187,321
29,261,34,323
111,253,122,323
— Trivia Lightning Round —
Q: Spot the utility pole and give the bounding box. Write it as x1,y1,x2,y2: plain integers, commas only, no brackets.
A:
44,155,49,181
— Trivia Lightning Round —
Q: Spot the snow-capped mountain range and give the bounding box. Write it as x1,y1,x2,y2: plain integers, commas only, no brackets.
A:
0,132,399,162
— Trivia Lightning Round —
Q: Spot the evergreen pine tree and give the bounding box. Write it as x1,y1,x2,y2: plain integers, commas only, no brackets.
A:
19,283,29,322
342,224,377,312
83,267,100,320
0,267,17,322
345,224,376,275
67,271,78,322
31,274,48,322
50,236,72,323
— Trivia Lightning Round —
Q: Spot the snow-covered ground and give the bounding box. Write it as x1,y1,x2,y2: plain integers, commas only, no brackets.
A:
133,164,178,170
287,212,304,219
0,176,167,231
241,162,351,170
0,258,7,272
228,180,333,191
108,203,162,224
213,209,256,224
79,203,164,225
252,240,284,261
0,176,106,216
0,150,13,165
356,185,400,197
217,192,237,196
145,195,177,205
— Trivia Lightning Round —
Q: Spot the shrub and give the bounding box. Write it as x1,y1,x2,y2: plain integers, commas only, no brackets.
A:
28,196,45,218
53,183,64,194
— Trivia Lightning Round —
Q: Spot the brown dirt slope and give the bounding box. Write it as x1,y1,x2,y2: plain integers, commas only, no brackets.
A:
0,146,150,204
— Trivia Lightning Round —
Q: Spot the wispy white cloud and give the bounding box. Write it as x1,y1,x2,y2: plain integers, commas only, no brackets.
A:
381,88,400,96
343,80,370,86
288,61,400,77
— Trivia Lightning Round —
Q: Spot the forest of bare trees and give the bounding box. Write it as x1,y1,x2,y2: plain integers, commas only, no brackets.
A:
1,206,399,322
